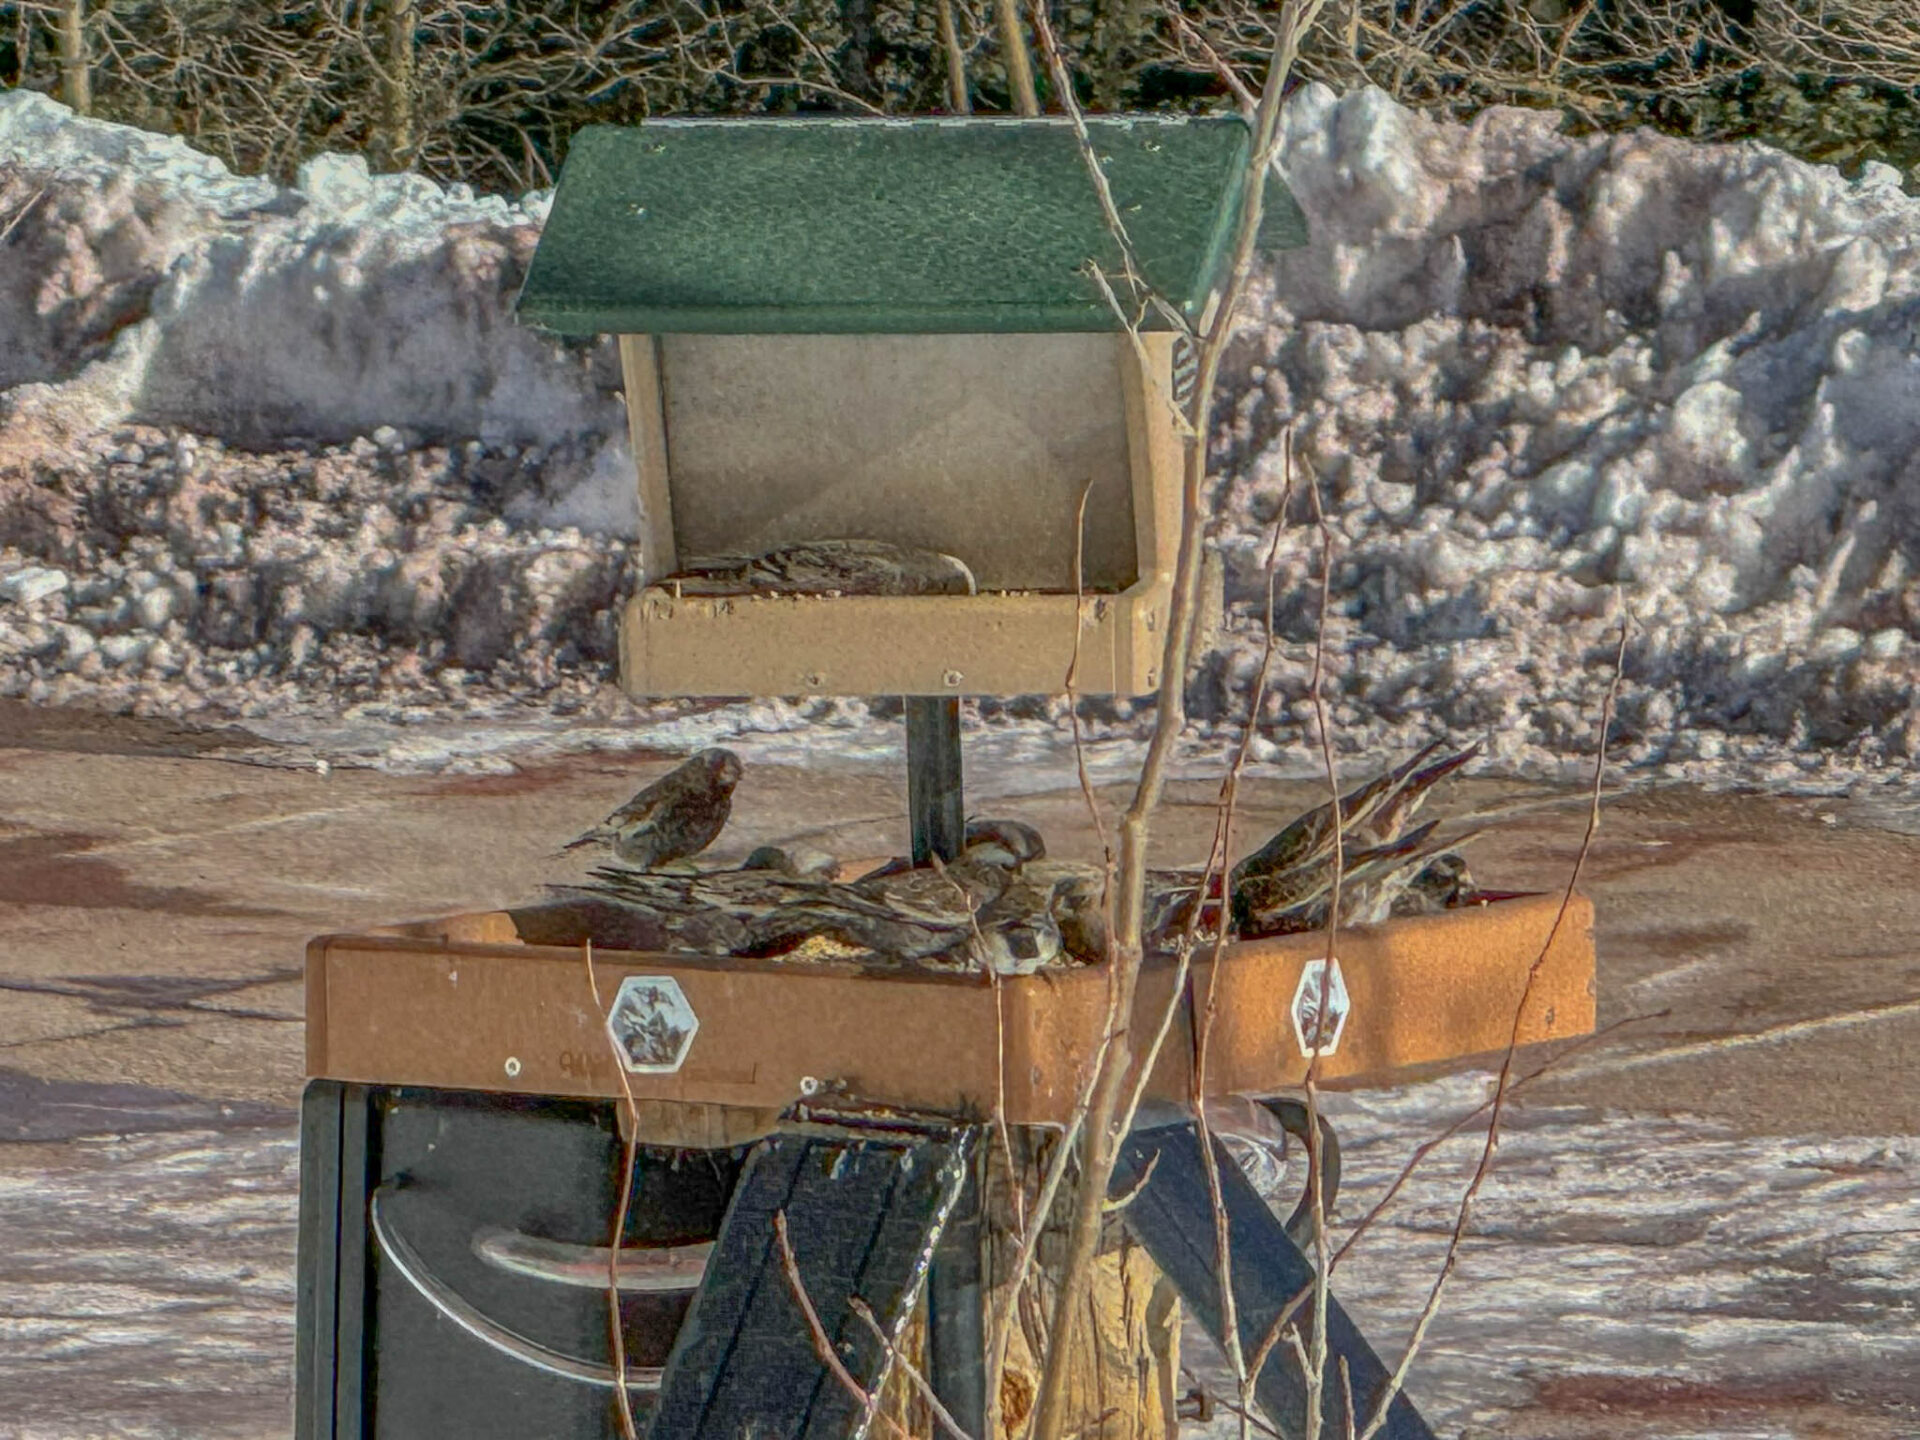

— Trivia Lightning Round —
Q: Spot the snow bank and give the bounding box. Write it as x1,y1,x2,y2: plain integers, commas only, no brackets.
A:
1195,84,1920,780
1,87,1917,783
0,88,624,463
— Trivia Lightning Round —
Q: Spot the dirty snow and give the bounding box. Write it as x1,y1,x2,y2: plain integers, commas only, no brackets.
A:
2,84,1919,797
4,1074,1915,1439
1185,1074,1920,1437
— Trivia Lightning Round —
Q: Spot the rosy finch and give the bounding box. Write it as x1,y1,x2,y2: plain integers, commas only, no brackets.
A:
673,539,977,598
1231,741,1480,889
562,748,743,869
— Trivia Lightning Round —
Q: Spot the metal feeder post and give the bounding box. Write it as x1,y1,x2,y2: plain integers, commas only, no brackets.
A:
905,696,965,865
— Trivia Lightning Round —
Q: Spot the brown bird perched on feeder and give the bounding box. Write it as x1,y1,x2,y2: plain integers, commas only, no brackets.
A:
847,815,1047,885
954,871,1066,974
570,853,832,952
1389,851,1482,917
1024,859,1109,963
673,539,977,597
1143,742,1483,947
562,748,743,869
965,816,1047,863
1231,740,1480,892
1234,822,1487,938
845,847,1013,929
751,826,1050,966
742,844,840,881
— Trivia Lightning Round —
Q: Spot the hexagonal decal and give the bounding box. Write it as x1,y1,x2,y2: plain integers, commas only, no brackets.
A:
1291,958,1350,1058
606,975,699,1074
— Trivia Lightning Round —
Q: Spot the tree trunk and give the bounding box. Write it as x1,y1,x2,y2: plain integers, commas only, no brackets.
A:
981,1128,1182,1440
378,0,416,170
996,0,1039,115
56,0,89,116
936,0,971,114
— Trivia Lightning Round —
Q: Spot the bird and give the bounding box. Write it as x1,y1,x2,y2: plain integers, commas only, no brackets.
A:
565,856,829,955
585,847,836,910
846,848,1013,929
1023,859,1110,964
1389,852,1482,918
562,749,743,869
742,844,840,881
672,540,977,597
964,817,1047,864
1356,742,1482,847
1235,823,1488,938
750,831,1040,964
1231,741,1479,891
1143,868,1225,951
949,869,1069,974
851,816,1048,886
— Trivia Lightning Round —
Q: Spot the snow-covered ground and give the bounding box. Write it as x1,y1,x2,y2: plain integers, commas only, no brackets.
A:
1192,1075,1920,1438
4,85,1919,793
4,1073,1914,1439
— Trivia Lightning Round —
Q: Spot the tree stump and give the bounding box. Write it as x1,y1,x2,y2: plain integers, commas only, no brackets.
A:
977,1128,1183,1440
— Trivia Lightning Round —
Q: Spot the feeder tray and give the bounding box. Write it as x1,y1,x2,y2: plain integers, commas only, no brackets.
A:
306,890,1594,1131
297,891,1592,1440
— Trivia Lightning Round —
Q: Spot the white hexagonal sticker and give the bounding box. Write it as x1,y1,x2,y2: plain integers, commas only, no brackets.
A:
1291,958,1351,1058
606,975,699,1074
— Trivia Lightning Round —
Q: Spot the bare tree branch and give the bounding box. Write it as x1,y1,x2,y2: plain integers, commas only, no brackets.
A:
1026,7,1332,1440
582,940,642,1440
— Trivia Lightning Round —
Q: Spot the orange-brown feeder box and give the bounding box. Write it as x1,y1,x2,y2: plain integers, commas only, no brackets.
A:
296,114,1596,1440
307,891,1595,1126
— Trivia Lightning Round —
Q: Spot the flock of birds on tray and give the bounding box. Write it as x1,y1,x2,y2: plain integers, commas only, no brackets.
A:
549,739,1491,977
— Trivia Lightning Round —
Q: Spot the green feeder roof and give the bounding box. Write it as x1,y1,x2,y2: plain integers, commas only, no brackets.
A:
515,115,1308,336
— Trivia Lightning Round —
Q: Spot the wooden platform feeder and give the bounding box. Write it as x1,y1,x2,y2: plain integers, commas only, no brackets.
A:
299,888,1594,1440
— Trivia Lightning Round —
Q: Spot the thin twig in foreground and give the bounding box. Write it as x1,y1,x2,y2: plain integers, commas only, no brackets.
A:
1294,452,1343,1440
0,183,52,246
982,479,1128,1438
583,939,641,1440
1110,441,1299,1151
1189,426,1299,1440
1329,1009,1670,1268
773,1212,915,1440
1026,9,1330,1438
847,1297,974,1440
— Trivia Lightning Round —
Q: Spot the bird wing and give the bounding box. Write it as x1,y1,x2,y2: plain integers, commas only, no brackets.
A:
1233,739,1448,883
851,865,995,928
1362,742,1481,843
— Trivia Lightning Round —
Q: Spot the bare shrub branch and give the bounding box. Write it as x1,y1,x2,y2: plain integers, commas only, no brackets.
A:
582,939,642,1440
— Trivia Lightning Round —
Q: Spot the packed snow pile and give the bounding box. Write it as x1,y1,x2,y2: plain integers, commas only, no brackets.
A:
1206,84,1920,783
1,84,1917,785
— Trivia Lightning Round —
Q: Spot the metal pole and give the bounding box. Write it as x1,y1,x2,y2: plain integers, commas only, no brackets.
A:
905,696,965,865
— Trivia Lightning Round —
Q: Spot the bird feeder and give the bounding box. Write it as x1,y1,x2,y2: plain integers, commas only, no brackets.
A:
516,114,1306,699
293,116,1600,1440
515,115,1309,859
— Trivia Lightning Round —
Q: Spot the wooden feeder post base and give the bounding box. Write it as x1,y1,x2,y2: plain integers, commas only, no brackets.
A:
863,1127,1186,1440
978,1127,1185,1440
